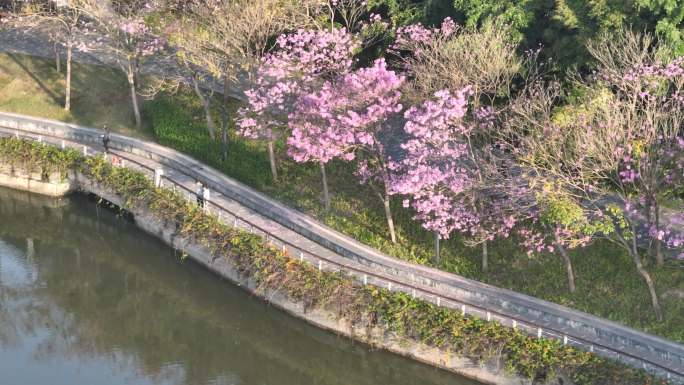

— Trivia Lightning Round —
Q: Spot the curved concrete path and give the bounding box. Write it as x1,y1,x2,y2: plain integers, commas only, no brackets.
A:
0,111,682,383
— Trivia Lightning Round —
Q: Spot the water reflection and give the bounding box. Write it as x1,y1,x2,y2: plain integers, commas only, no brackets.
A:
0,187,479,385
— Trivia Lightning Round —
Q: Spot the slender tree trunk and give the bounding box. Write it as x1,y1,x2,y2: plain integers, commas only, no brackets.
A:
434,232,441,264
654,199,664,266
220,76,230,160
126,59,142,129
630,235,663,321
554,233,576,293
319,161,330,210
268,139,278,181
192,75,216,140
221,121,228,161
64,41,72,111
481,240,488,272
53,42,61,72
382,190,397,243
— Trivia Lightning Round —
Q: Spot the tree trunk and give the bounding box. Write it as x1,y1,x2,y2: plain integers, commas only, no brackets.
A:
630,236,663,321
434,232,441,264
54,42,61,72
481,240,488,272
654,199,664,266
127,59,142,129
64,41,72,111
268,139,278,181
192,75,216,140
220,76,231,159
383,192,397,243
554,233,576,293
320,162,330,210
221,122,228,161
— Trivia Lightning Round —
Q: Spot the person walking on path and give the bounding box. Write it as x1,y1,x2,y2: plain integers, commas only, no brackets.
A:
202,185,211,212
196,181,205,208
101,125,111,154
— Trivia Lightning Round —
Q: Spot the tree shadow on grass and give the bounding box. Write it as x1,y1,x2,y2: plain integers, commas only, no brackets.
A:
6,52,63,106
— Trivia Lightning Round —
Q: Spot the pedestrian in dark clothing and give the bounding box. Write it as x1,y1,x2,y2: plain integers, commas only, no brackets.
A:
196,181,204,208
102,125,111,154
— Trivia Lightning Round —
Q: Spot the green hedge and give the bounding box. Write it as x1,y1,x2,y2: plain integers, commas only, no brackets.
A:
0,138,81,180
0,136,667,385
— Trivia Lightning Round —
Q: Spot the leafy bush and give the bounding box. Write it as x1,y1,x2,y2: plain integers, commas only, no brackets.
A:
0,138,81,180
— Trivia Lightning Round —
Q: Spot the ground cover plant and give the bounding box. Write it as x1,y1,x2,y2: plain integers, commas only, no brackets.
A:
0,135,670,385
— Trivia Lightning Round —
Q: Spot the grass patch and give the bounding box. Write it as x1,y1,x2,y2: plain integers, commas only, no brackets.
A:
1,52,682,344
0,52,152,139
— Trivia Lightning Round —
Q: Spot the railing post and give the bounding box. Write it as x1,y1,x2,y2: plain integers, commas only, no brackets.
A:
154,168,164,188
203,188,210,212
61,140,65,149
83,145,87,156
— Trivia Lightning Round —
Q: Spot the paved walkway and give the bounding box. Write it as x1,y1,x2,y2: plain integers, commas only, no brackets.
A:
0,112,682,383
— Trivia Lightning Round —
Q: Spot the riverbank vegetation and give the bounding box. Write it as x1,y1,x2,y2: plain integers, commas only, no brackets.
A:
1,0,684,346
0,135,668,385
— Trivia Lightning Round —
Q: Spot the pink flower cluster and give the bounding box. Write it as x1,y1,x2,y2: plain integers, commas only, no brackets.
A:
392,17,456,52
238,28,359,140
288,58,405,174
388,87,513,240
117,18,163,56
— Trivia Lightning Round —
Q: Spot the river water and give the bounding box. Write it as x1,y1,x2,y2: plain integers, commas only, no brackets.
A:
0,186,480,385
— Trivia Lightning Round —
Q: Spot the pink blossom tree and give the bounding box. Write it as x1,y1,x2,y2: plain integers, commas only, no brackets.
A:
84,0,164,129
168,0,318,159
390,16,527,269
238,27,359,181
388,87,519,266
288,58,405,242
